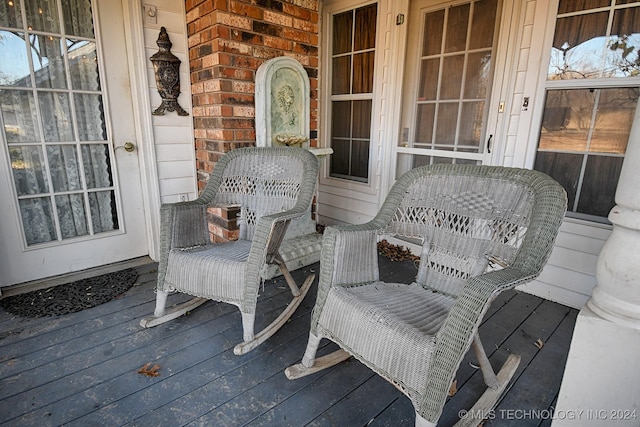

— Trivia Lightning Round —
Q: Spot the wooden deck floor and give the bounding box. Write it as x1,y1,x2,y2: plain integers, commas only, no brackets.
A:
0,256,577,427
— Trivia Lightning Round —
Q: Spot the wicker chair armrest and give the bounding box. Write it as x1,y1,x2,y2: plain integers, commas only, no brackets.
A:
156,201,209,291
418,266,534,422
309,223,381,333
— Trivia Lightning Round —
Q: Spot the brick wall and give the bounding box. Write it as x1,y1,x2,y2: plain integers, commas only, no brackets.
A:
185,0,319,241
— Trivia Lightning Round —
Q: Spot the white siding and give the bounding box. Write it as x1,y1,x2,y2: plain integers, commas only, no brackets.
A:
142,0,197,204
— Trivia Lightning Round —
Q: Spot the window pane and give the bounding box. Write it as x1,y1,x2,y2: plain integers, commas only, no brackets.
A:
549,12,609,79
418,59,440,101
441,55,464,99
1,90,40,142
354,4,377,51
68,40,100,91
607,7,640,78
10,145,49,195
577,155,623,217
558,0,611,14
352,100,372,139
62,0,95,38
534,151,582,211
89,190,117,232
19,197,56,244
331,101,350,138
0,31,31,86
47,144,82,192
351,139,369,179
38,91,74,142
353,52,374,93
333,11,352,55
590,88,638,154
422,10,445,56
56,193,88,239
470,0,498,49
31,35,67,89
330,139,350,176
445,3,470,53
24,0,59,33
332,56,350,95
539,89,594,152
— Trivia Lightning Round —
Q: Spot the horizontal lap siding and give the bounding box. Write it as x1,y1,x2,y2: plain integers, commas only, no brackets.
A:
143,1,198,204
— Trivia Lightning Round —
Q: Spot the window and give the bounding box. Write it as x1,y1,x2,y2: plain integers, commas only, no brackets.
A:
329,3,377,183
534,0,640,222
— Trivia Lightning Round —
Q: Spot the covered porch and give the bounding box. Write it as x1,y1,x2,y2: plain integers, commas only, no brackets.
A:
0,255,576,426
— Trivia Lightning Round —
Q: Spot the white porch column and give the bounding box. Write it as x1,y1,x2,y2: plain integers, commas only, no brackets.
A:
553,103,640,425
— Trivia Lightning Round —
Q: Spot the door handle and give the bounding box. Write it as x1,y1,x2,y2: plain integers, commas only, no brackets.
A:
116,142,136,152
486,134,493,154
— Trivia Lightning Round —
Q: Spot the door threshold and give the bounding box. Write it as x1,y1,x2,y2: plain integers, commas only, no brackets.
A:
0,256,155,299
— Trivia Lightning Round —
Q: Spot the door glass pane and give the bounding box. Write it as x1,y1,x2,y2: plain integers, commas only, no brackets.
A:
445,3,470,53
68,40,100,91
415,104,435,143
470,0,498,49
1,90,40,142
31,35,67,89
459,101,484,147
38,91,74,141
10,145,49,195
422,10,444,56
464,52,491,99
0,0,23,27
0,0,119,246
89,190,117,232
435,103,458,147
331,101,350,138
441,55,464,99
56,193,89,238
24,0,59,33
406,0,498,160
82,144,113,188
62,0,94,38
75,94,106,140
353,100,372,138
47,145,82,192
0,31,31,86
19,197,56,245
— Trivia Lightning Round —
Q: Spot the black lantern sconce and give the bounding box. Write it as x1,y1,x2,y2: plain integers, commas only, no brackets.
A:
150,27,188,116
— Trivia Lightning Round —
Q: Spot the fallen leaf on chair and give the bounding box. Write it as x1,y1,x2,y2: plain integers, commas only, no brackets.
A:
138,362,160,377
448,379,458,396
534,338,544,349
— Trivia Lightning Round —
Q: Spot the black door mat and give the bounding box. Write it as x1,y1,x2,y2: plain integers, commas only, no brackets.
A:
0,268,138,318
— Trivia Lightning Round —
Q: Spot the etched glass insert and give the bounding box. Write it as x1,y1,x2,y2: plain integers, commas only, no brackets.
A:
0,31,31,86
0,90,40,142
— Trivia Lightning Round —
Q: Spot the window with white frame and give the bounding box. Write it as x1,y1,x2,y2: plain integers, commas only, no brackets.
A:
533,0,640,222
328,2,377,183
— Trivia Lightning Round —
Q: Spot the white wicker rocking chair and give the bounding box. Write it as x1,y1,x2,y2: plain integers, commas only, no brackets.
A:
286,164,566,426
140,147,319,355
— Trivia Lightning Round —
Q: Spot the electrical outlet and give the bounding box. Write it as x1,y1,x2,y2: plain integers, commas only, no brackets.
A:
144,4,157,24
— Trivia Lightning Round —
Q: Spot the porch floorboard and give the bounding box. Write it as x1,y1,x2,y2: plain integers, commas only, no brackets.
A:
0,257,578,427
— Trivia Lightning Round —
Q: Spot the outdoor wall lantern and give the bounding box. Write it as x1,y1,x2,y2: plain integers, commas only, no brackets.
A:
150,27,188,116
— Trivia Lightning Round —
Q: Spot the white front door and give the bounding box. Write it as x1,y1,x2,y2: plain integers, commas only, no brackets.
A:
0,0,148,286
396,0,504,177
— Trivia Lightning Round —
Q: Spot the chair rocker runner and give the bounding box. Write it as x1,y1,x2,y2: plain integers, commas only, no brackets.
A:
286,164,567,426
140,147,319,355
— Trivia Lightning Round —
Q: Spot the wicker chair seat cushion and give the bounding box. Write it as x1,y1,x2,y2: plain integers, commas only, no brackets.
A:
317,282,455,398
164,240,252,304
